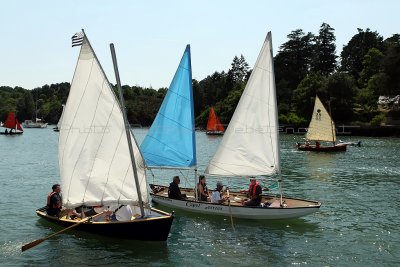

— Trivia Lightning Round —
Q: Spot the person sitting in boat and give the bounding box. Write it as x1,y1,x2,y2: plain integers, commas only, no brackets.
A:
4,129,8,134
46,184,80,218
168,176,187,200
316,141,320,148
211,181,228,204
197,175,209,202
242,177,262,207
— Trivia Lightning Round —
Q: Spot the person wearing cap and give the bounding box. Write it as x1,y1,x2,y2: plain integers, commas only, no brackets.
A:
168,176,186,200
211,181,228,204
243,177,262,206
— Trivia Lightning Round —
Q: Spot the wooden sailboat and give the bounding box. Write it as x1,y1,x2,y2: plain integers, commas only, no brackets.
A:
296,96,347,152
0,112,23,135
145,33,321,219
206,107,225,135
35,30,173,241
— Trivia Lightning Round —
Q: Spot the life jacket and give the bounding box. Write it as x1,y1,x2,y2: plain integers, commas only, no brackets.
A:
47,191,62,209
249,182,260,198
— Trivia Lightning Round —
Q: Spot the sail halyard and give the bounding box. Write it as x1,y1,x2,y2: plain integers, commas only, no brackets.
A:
59,31,148,208
140,45,197,169
205,32,280,177
305,96,336,143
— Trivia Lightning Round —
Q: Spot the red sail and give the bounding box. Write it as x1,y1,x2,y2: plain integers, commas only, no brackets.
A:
3,112,23,131
206,107,225,132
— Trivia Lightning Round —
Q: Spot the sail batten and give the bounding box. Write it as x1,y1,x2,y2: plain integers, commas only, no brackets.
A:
305,96,336,142
205,32,280,177
59,36,148,208
141,45,196,168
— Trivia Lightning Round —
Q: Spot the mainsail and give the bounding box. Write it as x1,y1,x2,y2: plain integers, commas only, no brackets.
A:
140,45,196,168
206,107,225,132
205,32,280,177
58,36,148,208
305,96,336,142
3,112,23,131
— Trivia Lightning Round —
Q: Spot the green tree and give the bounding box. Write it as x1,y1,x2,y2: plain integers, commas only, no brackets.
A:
312,23,337,75
340,28,384,81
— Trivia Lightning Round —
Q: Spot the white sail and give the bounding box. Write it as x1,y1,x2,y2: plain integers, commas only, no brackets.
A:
205,32,280,177
58,37,148,208
305,96,336,142
57,104,65,129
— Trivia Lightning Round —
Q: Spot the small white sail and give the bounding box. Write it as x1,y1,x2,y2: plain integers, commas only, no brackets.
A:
305,96,336,142
58,37,148,208
57,104,65,129
205,32,280,177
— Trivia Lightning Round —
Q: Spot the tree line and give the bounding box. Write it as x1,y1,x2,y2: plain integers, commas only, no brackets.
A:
1,23,399,127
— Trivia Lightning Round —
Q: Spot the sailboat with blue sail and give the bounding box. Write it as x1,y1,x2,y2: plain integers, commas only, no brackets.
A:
146,33,321,219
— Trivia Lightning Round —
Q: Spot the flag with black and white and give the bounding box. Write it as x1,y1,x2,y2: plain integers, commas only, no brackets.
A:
71,32,84,47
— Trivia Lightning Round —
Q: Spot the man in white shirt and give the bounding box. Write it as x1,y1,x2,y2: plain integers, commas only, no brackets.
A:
211,181,228,204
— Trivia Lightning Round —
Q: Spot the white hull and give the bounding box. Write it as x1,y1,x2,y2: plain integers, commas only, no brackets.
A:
150,186,320,220
23,121,48,128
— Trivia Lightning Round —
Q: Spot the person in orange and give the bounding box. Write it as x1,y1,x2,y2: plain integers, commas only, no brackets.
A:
242,177,262,206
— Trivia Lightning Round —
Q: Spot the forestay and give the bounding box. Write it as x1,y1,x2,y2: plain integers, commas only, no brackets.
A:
58,37,148,208
140,45,196,168
205,32,280,177
305,96,336,142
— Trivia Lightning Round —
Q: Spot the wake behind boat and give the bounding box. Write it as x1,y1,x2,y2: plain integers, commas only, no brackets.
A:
30,30,173,243
297,95,347,152
142,32,321,220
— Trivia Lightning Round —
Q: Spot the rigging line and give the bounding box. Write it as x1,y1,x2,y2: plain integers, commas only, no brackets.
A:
65,55,96,203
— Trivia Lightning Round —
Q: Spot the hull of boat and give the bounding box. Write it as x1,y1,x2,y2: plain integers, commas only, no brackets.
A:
0,131,23,135
24,123,48,128
150,186,321,220
297,144,347,152
36,208,174,241
206,131,224,135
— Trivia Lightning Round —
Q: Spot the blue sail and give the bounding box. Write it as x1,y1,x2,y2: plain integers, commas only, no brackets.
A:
141,45,196,168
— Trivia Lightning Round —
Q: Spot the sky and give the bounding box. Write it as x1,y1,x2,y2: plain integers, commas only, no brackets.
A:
0,0,399,90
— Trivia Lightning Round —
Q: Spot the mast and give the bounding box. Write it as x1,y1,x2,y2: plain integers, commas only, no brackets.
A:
268,33,283,205
328,99,335,145
110,43,145,217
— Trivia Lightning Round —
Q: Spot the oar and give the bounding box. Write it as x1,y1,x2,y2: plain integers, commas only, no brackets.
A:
22,211,106,252
226,188,235,231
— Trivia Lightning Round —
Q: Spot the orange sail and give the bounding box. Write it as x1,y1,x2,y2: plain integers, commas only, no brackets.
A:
206,107,224,132
3,112,23,131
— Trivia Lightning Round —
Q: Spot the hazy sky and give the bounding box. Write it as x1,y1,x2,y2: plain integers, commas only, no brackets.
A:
0,0,398,90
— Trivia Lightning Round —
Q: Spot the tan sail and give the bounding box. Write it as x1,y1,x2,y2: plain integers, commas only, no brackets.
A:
306,96,336,142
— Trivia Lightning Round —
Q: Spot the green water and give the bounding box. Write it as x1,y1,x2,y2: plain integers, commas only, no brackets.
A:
1,128,399,266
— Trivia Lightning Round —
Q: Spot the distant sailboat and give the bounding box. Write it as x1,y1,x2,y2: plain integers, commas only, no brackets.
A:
206,107,225,135
34,30,173,241
146,33,321,219
23,98,48,128
1,112,23,135
297,95,347,152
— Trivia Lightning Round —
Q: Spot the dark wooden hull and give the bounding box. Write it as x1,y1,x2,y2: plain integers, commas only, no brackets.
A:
297,143,347,152
206,131,224,135
36,208,174,241
0,131,23,135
